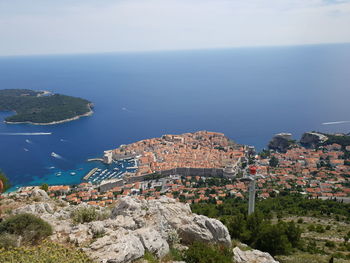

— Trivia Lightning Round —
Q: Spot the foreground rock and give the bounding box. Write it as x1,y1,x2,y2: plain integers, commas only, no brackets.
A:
13,196,230,263
88,229,145,263
83,196,231,262
8,194,285,263
116,196,231,245
14,202,54,215
233,247,279,263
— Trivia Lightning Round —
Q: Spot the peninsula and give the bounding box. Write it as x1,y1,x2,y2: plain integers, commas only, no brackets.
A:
0,89,93,125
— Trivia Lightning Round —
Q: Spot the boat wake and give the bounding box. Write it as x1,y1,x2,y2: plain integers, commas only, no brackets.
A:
25,139,32,144
24,148,29,152
322,121,350,125
51,152,63,159
0,132,52,136
122,107,132,112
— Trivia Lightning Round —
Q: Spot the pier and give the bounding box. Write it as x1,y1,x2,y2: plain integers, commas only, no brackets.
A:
83,168,98,181
87,158,104,162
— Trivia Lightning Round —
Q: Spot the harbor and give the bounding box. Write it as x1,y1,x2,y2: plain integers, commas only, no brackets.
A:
82,157,138,184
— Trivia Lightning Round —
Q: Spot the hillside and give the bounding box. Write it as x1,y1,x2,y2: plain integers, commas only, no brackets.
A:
0,89,93,125
0,190,281,263
192,194,350,263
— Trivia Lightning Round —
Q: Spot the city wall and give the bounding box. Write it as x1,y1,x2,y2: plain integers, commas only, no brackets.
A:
99,167,224,192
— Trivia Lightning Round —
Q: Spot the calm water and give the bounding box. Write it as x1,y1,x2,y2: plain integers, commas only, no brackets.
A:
1,44,350,188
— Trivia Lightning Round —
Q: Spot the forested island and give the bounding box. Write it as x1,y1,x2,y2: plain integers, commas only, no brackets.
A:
0,89,93,125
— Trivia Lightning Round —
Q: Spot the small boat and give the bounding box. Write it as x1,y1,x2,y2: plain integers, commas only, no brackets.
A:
70,172,76,176
51,152,62,159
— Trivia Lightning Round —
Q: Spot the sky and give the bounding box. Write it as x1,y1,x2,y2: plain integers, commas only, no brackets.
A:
0,0,350,56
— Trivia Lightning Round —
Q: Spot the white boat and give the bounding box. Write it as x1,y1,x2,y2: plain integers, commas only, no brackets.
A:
51,152,62,159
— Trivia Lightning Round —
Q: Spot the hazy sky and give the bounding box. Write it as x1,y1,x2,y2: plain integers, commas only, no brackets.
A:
1,0,350,56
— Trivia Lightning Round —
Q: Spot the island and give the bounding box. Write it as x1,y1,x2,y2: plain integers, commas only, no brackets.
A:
0,89,93,125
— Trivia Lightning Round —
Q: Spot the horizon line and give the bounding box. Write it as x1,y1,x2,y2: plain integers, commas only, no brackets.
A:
0,41,349,59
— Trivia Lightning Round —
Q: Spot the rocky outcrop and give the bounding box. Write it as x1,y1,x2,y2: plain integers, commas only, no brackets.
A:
14,202,54,215
87,229,145,263
11,196,230,263
69,224,91,246
178,214,231,245
233,247,279,263
300,132,328,148
136,227,169,258
111,196,231,246
82,196,231,262
30,189,50,200
9,194,287,263
268,133,294,153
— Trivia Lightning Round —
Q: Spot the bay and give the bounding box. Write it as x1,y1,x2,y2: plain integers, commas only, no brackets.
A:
1,44,350,188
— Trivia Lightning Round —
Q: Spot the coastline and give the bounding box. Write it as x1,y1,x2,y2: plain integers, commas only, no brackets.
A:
4,104,94,126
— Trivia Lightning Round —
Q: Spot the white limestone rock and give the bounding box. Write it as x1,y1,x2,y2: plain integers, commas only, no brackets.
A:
87,230,145,263
90,221,106,236
31,189,50,200
178,215,231,246
132,196,231,246
136,227,169,258
233,246,279,263
14,202,54,215
68,224,92,246
107,215,137,230
111,196,143,218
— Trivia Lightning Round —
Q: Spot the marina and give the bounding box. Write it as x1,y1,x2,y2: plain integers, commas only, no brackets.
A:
82,158,138,184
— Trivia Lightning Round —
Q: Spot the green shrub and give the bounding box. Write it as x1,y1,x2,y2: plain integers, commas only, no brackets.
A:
167,247,184,261
0,171,11,192
184,242,232,263
307,224,315,231
315,225,325,233
71,206,109,224
0,233,18,249
167,229,181,245
306,240,317,254
0,213,52,245
297,218,304,224
255,223,293,256
325,240,336,248
143,251,159,263
40,183,49,192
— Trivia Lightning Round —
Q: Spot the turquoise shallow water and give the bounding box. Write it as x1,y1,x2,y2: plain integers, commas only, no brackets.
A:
1,44,350,189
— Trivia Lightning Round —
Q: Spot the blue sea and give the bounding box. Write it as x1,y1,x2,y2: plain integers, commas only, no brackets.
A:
1,44,350,189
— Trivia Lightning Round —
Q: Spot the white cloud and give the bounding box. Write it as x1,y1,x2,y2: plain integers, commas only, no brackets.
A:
0,0,349,56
